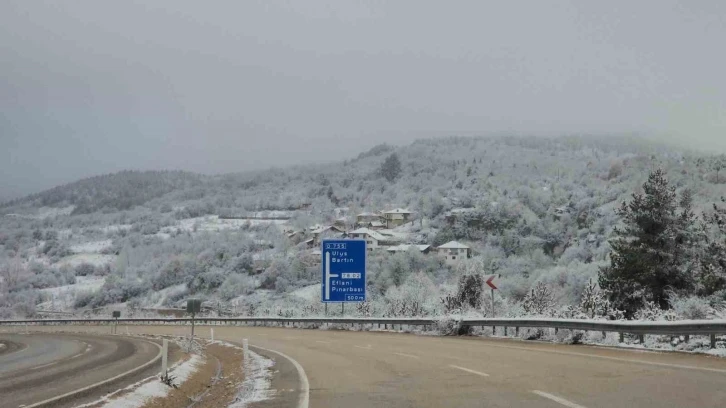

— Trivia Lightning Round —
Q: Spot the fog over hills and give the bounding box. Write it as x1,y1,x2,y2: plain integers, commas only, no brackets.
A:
3,1,726,198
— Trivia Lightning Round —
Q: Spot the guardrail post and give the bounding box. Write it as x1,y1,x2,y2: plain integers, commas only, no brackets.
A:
619,332,624,343
602,331,606,339
504,326,508,336
639,334,645,344
515,327,519,336
684,334,690,343
492,326,496,335
554,328,558,335
711,334,717,349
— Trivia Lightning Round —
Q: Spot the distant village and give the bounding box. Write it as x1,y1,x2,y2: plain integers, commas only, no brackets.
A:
283,208,470,267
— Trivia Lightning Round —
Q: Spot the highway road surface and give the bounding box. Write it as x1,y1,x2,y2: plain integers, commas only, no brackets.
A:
22,324,726,408
0,332,160,407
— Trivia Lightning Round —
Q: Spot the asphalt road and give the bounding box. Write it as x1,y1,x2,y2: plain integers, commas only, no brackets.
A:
0,333,160,407
19,325,726,407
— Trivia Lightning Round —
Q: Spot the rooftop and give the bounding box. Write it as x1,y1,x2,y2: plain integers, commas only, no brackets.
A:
387,244,430,252
349,228,387,241
438,241,470,249
383,208,413,214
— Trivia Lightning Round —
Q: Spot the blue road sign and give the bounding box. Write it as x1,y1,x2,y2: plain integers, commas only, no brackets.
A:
321,239,366,302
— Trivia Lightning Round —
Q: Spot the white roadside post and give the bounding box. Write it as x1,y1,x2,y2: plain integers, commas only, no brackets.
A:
486,275,498,318
242,338,249,370
161,339,169,375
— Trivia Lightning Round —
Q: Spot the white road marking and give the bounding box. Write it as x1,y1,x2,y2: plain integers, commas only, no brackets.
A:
31,361,59,370
315,340,331,345
354,345,372,350
251,344,309,408
393,352,420,359
483,342,726,374
532,391,588,408
448,364,490,377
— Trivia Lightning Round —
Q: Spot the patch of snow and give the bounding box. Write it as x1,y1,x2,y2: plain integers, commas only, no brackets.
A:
147,284,188,308
229,350,275,407
57,254,116,267
101,224,133,233
166,216,288,234
40,276,105,297
290,284,319,301
37,276,106,310
37,206,75,218
81,354,204,408
70,240,113,254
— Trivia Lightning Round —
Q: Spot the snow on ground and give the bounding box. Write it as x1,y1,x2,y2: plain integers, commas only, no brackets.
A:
37,276,106,310
101,224,133,234
164,216,288,234
249,210,292,218
57,253,116,267
229,349,275,407
36,206,75,218
80,354,204,408
70,240,112,254
40,276,105,298
145,283,187,308
291,284,319,301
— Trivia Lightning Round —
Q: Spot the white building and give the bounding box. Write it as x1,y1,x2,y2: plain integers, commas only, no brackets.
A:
437,241,471,265
348,227,390,251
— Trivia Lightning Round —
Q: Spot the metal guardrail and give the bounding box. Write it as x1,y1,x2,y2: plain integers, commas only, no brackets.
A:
2,317,724,348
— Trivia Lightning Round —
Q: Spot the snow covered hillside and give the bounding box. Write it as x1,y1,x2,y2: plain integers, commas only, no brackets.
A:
1,135,725,323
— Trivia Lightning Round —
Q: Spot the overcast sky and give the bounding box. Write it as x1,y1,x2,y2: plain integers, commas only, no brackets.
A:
2,1,726,199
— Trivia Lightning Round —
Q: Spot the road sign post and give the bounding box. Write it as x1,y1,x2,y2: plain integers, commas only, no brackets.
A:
321,239,366,304
112,311,121,334
486,275,498,317
187,299,202,342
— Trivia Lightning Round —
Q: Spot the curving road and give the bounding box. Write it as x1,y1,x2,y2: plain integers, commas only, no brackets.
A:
25,325,726,407
0,333,160,407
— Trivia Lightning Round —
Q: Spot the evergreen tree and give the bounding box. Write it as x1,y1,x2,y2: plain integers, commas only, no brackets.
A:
381,153,401,182
712,154,726,183
598,169,696,316
698,197,726,295
523,282,555,315
380,153,402,182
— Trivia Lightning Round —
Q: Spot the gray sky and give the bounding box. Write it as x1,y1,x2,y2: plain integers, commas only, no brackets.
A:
2,1,726,199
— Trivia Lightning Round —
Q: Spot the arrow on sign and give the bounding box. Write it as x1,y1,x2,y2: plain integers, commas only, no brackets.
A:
486,275,497,290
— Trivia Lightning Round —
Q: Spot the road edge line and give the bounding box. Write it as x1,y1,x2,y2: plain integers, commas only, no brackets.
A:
250,344,310,408
24,337,162,408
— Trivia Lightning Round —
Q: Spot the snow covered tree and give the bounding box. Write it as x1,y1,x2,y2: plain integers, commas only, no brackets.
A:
712,154,726,183
598,169,696,316
522,281,555,315
698,197,726,295
456,274,485,310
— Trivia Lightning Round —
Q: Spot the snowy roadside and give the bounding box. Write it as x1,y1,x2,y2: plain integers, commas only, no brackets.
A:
208,340,276,407
75,354,203,408
74,337,275,408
